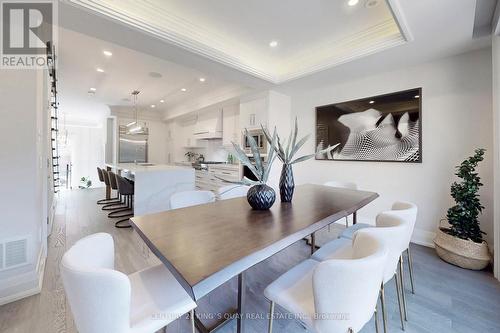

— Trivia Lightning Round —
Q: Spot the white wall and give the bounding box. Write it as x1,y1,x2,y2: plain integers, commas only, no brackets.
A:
493,36,500,278
0,69,48,303
287,48,494,247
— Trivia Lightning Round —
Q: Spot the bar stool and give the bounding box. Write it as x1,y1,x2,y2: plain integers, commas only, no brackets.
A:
96,167,120,205
107,171,133,218
101,169,124,210
114,174,135,228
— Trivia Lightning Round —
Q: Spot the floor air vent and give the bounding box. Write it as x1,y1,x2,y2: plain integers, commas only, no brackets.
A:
0,238,28,270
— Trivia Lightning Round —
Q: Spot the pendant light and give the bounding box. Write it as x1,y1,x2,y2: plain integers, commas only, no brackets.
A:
127,90,144,134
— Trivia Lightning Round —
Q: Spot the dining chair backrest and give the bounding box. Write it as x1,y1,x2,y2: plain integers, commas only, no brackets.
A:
355,213,409,283
389,201,418,247
323,181,358,190
313,232,387,333
170,190,216,209
217,185,250,200
61,233,131,333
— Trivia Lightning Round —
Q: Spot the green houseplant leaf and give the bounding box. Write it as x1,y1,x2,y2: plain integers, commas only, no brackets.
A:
444,148,486,243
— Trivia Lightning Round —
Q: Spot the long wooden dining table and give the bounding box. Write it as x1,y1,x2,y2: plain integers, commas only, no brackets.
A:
130,184,378,333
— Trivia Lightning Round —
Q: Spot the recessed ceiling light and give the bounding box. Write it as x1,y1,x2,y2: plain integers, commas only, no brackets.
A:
96,68,104,73
269,40,278,48
348,0,359,6
103,50,112,57
181,88,187,92
199,77,206,82
414,95,420,99
151,104,156,108
89,87,96,92
369,100,375,104
160,99,165,103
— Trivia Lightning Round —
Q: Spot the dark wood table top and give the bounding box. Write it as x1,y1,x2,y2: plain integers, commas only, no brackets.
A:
130,184,378,299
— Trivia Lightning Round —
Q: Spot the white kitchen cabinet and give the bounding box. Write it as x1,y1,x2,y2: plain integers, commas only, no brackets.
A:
222,104,240,147
239,96,268,129
195,164,241,192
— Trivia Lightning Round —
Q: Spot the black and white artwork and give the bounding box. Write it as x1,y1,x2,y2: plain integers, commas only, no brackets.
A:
315,88,422,163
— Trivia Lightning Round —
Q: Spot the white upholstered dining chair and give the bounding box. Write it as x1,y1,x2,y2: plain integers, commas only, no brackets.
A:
217,184,250,200
60,233,197,333
264,232,387,333
323,181,358,227
313,212,410,333
323,180,358,190
340,201,418,296
170,190,215,209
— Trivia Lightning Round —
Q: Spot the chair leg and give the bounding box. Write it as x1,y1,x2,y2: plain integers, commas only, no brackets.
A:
406,248,415,294
375,302,380,333
190,310,196,333
345,216,349,228
268,301,275,333
380,283,388,333
395,271,406,331
399,256,408,321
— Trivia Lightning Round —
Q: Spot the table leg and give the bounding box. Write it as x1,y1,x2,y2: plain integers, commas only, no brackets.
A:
310,233,316,255
353,211,357,225
237,272,246,333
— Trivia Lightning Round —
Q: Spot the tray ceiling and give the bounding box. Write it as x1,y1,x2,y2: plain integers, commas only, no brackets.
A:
69,0,410,83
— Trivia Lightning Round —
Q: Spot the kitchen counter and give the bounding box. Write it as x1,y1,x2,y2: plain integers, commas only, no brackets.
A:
106,163,195,215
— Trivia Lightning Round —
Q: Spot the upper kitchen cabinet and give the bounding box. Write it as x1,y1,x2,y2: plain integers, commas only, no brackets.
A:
239,91,291,131
240,94,267,129
194,107,222,139
222,104,240,147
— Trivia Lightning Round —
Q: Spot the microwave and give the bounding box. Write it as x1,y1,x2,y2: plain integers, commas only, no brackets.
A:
243,129,267,154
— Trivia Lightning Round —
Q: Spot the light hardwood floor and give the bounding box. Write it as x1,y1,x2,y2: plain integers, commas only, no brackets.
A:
1,188,499,333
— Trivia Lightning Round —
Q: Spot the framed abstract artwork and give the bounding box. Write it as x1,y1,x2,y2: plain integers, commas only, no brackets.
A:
315,88,422,163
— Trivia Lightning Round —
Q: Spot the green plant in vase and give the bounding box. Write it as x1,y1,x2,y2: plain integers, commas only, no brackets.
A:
444,148,486,242
434,148,491,270
262,118,338,202
78,177,92,189
224,127,278,210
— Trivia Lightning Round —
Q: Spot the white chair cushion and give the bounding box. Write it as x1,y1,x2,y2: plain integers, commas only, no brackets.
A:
129,265,196,333
339,223,372,240
311,237,353,262
264,259,319,328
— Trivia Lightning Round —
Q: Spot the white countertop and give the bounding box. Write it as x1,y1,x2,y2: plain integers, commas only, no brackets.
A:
106,163,190,174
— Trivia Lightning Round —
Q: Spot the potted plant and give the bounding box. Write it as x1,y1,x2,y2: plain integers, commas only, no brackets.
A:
226,128,278,210
434,148,491,270
184,151,198,162
78,177,92,189
262,118,338,202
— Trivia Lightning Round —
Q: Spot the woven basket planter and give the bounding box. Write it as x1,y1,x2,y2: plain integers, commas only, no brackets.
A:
434,228,491,270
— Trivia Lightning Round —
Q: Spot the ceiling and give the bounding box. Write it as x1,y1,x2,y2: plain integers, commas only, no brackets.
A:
57,27,248,122
58,0,497,122
68,0,409,83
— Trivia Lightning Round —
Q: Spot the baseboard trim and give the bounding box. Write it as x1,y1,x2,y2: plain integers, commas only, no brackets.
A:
0,248,46,306
411,228,436,248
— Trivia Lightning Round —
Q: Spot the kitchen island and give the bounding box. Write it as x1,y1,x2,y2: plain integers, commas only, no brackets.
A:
106,163,195,215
